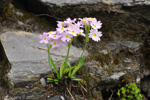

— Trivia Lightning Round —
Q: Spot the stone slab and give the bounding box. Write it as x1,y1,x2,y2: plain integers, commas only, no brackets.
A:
0,31,88,85
39,0,150,6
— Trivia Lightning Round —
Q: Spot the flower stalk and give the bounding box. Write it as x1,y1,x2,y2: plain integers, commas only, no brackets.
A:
39,17,102,84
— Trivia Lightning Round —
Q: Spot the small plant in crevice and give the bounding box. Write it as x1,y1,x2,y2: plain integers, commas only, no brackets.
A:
117,83,142,100
39,17,102,98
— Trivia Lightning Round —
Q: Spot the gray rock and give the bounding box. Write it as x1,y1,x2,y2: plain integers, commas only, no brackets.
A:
16,11,24,16
39,0,102,5
123,58,132,63
18,21,25,25
40,77,46,87
0,31,88,86
100,49,108,55
105,71,125,80
121,41,141,50
49,95,64,100
107,41,120,51
25,0,150,7
107,41,141,51
12,0,150,22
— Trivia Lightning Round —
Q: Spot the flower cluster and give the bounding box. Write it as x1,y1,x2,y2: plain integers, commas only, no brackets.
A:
39,17,102,54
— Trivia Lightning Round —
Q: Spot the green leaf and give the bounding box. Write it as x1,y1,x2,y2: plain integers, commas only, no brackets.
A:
47,78,54,82
121,98,126,100
54,79,59,82
49,54,59,78
55,81,58,84
78,56,85,67
47,78,54,81
71,66,80,77
67,62,72,77
59,64,65,79
72,76,75,78
65,76,68,78
64,67,74,75
70,56,85,77
117,90,120,96
55,60,65,65
127,95,133,99
72,78,81,81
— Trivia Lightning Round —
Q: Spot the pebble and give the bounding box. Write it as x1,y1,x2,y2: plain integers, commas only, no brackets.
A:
40,77,46,87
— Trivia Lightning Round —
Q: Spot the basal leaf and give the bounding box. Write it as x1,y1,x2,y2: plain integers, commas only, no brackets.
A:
72,78,81,81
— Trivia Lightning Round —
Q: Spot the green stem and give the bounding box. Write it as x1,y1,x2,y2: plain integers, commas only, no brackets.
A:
65,43,71,64
64,39,73,67
75,25,90,66
80,41,87,58
47,44,55,78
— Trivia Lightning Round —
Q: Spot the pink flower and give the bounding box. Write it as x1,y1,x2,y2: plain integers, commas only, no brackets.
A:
64,18,76,26
89,29,102,42
57,21,66,27
39,32,50,44
58,39,66,46
78,29,85,37
68,25,80,36
79,18,90,26
86,18,97,23
56,27,67,33
48,31,56,36
61,32,73,42
49,34,61,40
91,20,102,29
74,21,83,28
50,40,60,48
50,47,59,54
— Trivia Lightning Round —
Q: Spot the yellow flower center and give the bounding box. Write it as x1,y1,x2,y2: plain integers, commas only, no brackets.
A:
44,37,47,40
94,25,97,28
54,48,57,51
49,32,51,34
54,35,57,38
54,42,57,45
72,30,75,33
61,40,63,43
79,32,81,34
61,27,64,30
62,22,64,27
70,22,73,26
87,18,93,20
66,35,69,38
83,20,87,24
93,33,97,37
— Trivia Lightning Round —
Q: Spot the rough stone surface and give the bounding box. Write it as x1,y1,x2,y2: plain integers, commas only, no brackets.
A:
0,40,12,98
48,95,64,100
0,0,13,10
107,41,141,51
1,1,150,99
104,71,126,80
40,77,46,87
12,0,150,21
0,31,88,86
15,0,150,7
78,38,142,99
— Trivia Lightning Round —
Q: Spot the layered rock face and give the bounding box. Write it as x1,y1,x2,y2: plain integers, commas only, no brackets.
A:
0,40,12,99
0,0,13,9
0,31,88,87
0,0,150,99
